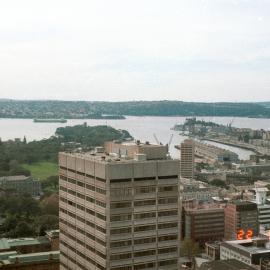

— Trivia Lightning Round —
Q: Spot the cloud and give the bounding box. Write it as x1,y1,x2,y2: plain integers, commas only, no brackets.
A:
0,0,269,101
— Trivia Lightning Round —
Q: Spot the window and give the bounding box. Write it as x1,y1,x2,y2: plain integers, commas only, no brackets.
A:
135,186,156,194
110,253,132,260
112,267,132,270
110,240,132,248
158,247,177,254
158,175,178,179
134,263,156,270
134,212,156,219
96,187,106,195
77,193,85,199
111,202,132,208
158,235,177,242
111,214,132,222
77,181,85,187
96,212,106,221
158,186,178,192
134,250,156,257
158,210,178,217
158,197,178,204
111,227,132,235
77,204,85,211
134,200,155,206
96,176,106,183
134,225,156,232
134,177,155,181
60,186,67,192
158,260,177,266
111,188,132,196
86,184,95,191
158,222,178,229
110,178,131,183
134,237,156,245
96,200,106,208
68,189,76,196
86,195,95,203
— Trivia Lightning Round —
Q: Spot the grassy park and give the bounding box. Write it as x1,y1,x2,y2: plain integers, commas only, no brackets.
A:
22,162,58,180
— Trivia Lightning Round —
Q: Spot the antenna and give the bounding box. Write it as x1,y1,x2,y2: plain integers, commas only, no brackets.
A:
153,133,160,145
167,134,174,148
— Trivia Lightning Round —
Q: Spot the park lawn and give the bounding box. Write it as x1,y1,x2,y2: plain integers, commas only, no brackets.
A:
22,162,58,181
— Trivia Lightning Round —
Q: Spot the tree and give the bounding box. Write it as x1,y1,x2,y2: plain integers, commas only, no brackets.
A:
42,175,59,194
14,221,36,237
40,193,59,216
210,179,228,189
181,238,200,261
36,215,59,236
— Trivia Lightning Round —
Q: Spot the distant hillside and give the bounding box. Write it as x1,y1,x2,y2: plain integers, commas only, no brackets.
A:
0,100,270,118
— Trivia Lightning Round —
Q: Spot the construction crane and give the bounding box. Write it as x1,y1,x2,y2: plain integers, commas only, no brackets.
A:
167,134,174,148
228,118,235,130
153,133,161,145
153,133,174,148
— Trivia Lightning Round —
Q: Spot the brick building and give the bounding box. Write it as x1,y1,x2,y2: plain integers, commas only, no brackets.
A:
224,201,259,240
182,204,225,245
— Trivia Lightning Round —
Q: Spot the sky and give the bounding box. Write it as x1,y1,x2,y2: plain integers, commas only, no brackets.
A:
0,0,270,102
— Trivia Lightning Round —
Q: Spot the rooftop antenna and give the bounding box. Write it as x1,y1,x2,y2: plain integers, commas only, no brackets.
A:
153,133,160,145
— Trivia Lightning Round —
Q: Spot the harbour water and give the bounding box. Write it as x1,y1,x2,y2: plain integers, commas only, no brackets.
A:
0,116,269,160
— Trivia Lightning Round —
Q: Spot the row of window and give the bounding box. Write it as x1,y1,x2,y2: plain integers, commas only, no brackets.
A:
111,197,178,208
60,167,106,183
110,175,178,183
60,220,106,246
65,199,106,221
110,247,177,261
61,245,105,270
60,189,106,208
110,222,178,235
111,260,177,270
60,232,106,260
111,210,178,221
60,209,106,234
60,176,106,195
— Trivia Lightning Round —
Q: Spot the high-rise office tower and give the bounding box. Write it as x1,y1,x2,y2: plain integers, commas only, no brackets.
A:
180,139,195,179
59,141,181,270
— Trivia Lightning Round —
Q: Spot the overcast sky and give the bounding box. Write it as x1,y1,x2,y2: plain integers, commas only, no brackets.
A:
0,0,270,102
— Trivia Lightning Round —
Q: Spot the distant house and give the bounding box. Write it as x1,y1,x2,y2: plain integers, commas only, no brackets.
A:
0,175,42,197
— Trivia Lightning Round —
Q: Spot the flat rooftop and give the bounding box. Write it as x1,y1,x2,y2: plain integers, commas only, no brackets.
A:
0,251,59,266
222,238,270,255
0,175,30,181
0,237,50,251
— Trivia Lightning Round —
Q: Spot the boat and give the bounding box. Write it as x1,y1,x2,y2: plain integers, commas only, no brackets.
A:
33,118,67,123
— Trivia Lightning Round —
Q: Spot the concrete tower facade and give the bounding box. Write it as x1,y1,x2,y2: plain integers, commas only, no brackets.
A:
59,141,181,270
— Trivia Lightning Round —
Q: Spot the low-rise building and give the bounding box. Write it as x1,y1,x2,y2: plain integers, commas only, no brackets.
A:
205,242,221,261
261,258,270,270
0,230,59,254
224,201,259,240
0,250,59,269
194,141,239,163
220,238,270,267
183,204,225,245
0,175,42,197
252,187,270,230
199,259,256,270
